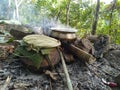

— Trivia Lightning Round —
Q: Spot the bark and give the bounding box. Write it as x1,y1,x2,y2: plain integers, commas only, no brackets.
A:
113,29,117,43
56,11,61,21
14,0,19,20
56,0,61,20
18,0,23,7
74,38,95,55
13,0,23,20
91,0,100,35
69,44,96,64
7,0,11,19
109,0,117,35
66,0,71,26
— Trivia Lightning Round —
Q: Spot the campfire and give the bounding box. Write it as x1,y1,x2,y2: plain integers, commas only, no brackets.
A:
0,22,111,90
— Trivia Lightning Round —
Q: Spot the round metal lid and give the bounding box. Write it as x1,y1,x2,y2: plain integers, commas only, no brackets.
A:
50,27,77,33
23,34,61,48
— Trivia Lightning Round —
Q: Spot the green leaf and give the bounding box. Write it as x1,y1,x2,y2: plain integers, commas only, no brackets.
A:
41,48,54,55
15,45,43,69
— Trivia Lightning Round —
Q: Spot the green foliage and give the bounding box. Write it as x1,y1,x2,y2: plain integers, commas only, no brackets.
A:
15,45,43,69
14,37,57,69
0,33,13,44
36,0,94,36
1,0,120,44
96,0,120,44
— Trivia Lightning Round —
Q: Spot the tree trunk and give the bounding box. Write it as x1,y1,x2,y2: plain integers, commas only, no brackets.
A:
7,0,11,19
14,0,19,20
109,0,116,35
66,0,71,26
56,0,61,20
91,0,100,35
56,11,61,21
14,0,23,20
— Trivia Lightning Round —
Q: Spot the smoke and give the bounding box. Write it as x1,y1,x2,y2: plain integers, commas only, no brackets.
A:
0,0,9,19
0,0,77,36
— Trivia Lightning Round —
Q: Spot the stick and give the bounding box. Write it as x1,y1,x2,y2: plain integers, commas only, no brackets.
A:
50,79,53,90
1,76,11,90
58,49,73,90
69,44,96,64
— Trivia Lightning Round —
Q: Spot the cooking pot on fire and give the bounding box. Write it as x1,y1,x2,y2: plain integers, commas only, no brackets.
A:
50,27,77,41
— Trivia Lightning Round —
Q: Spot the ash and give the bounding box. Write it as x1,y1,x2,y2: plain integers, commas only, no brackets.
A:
0,45,120,90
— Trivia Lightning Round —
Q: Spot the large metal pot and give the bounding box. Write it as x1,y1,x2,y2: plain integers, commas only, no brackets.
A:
50,27,77,41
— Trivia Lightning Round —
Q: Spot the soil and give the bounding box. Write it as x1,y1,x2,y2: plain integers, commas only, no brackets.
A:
0,44,120,90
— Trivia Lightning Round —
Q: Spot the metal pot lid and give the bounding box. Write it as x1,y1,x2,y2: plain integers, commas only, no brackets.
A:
50,27,77,33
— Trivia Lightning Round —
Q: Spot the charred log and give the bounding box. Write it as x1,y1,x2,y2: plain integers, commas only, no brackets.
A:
74,38,95,55
62,42,96,64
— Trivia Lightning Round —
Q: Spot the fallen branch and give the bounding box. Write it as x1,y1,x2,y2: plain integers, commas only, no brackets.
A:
69,44,96,64
45,70,57,81
58,48,73,90
1,76,11,90
50,79,53,90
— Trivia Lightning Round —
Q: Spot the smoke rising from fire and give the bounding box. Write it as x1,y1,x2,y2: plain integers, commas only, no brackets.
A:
0,0,77,36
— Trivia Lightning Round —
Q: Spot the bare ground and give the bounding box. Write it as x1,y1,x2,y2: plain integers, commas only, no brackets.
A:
0,45,120,90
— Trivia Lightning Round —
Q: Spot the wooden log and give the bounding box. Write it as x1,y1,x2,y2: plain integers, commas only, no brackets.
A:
62,48,74,63
86,35,98,43
63,52,74,63
68,44,96,64
92,35,110,58
74,38,95,55
10,29,33,40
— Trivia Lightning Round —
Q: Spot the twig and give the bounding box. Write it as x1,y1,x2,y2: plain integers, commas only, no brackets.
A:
50,79,53,90
45,70,57,81
1,76,11,90
58,48,73,90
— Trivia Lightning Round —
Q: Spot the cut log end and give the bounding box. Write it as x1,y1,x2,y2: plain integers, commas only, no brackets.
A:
68,44,96,64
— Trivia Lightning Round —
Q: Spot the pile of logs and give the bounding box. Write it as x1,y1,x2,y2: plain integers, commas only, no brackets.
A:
64,34,109,63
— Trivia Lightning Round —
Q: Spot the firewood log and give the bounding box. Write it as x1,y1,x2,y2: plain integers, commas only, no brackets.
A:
86,35,98,43
74,38,95,55
68,44,96,64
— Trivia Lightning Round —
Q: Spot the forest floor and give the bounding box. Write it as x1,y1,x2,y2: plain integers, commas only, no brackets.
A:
0,44,120,90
